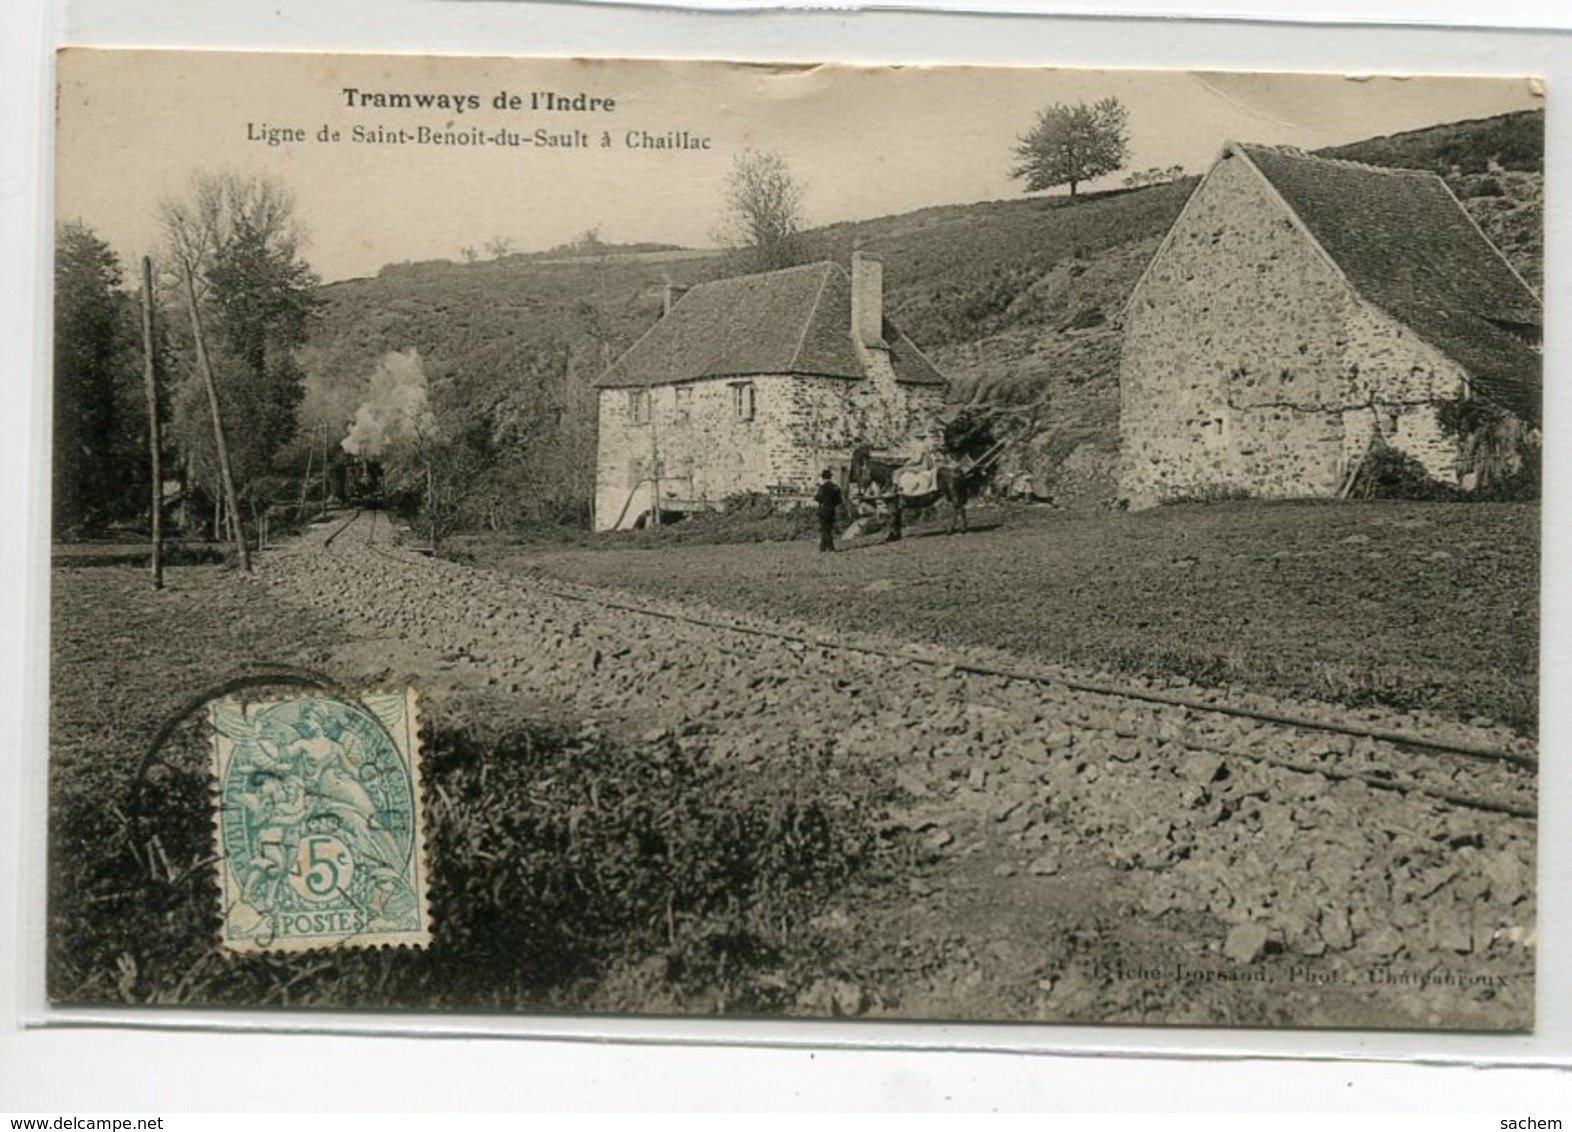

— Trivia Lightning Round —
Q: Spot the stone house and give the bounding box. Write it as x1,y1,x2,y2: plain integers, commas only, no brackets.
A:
1118,141,1541,508
593,252,948,530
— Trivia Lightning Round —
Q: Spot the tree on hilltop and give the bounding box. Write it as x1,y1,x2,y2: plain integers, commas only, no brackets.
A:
1010,97,1131,198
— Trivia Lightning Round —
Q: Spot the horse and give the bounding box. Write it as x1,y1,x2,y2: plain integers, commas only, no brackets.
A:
848,443,982,537
904,463,983,535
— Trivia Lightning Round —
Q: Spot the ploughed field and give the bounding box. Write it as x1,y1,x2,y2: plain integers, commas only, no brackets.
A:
49,504,1537,1027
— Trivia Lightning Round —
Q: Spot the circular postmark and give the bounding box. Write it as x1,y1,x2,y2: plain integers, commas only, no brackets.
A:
207,686,428,951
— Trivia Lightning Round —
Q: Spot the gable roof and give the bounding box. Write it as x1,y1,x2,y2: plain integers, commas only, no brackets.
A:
1233,143,1542,425
595,261,946,389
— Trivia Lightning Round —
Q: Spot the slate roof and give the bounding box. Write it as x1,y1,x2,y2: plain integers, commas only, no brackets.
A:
594,261,947,389
1235,144,1542,425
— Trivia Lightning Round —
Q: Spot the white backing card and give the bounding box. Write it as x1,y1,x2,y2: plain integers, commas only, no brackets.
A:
5,0,1572,1112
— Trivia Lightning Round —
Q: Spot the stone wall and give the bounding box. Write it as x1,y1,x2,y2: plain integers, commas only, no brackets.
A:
1119,150,1466,508
594,374,946,530
1338,300,1468,482
771,372,946,488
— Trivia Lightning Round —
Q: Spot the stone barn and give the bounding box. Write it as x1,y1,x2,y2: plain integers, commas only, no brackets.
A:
593,252,949,531
1118,141,1541,509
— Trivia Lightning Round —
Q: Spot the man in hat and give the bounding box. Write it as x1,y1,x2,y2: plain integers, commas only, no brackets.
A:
815,468,843,552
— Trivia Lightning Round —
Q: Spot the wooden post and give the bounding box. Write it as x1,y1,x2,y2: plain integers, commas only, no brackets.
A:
296,421,316,521
140,257,163,590
180,258,251,573
648,391,662,529
426,459,436,548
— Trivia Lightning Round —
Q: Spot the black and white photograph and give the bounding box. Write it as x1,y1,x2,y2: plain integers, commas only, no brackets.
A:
47,48,1542,1032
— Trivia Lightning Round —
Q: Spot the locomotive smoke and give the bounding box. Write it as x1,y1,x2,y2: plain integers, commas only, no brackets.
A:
342,348,437,458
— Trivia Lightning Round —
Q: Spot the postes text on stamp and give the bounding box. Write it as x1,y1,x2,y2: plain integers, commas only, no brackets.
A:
209,688,430,953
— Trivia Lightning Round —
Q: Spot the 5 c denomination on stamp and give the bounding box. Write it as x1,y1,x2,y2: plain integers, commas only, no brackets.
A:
209,688,430,953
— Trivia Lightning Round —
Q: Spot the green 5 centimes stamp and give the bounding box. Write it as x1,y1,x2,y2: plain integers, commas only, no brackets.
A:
209,688,430,953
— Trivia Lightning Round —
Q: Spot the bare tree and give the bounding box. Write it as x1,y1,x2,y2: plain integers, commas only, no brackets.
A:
484,235,515,260
717,150,807,272
159,172,320,567
1123,164,1186,189
571,226,606,257
161,173,304,290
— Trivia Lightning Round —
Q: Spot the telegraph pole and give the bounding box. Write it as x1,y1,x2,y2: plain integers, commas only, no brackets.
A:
180,258,251,573
140,256,163,590
296,421,316,521
649,389,662,529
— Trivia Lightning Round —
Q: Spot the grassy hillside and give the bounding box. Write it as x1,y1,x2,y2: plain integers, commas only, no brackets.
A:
301,110,1542,519
1319,109,1544,293
304,181,1198,403
303,255,713,417
1319,109,1542,174
802,181,1198,348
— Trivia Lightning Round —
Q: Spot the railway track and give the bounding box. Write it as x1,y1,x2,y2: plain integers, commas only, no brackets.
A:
313,508,1537,821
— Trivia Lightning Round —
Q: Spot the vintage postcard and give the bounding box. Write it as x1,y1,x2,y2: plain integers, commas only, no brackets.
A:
49,49,1540,1029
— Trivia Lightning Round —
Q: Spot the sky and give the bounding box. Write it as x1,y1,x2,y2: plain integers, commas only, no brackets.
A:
55,50,1543,282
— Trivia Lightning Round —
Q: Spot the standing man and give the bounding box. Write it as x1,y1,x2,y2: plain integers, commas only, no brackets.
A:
815,468,843,553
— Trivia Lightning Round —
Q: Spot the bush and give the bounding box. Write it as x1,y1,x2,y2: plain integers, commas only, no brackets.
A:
52,706,886,1013
1358,446,1456,502
1163,483,1253,505
721,491,781,520
1437,396,1541,502
1472,435,1541,502
425,717,882,1012
613,494,819,547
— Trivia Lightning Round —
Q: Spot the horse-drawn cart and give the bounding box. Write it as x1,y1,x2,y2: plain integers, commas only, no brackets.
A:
848,438,1009,538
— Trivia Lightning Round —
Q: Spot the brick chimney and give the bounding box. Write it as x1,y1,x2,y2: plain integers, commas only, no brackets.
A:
851,251,885,348
663,282,689,316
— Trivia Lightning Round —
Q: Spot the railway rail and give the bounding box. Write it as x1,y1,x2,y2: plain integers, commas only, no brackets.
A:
315,508,1537,821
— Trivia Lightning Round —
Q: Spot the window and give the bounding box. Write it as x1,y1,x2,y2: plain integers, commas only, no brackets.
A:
731,382,756,422
627,389,650,425
673,384,692,422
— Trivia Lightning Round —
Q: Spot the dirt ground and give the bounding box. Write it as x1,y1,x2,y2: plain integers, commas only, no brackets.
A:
48,508,1537,1028
283,513,1536,1028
